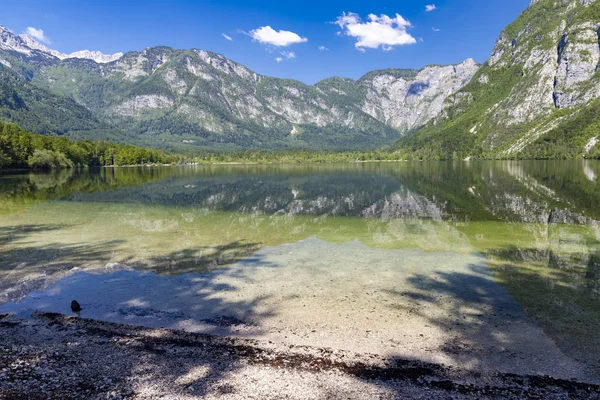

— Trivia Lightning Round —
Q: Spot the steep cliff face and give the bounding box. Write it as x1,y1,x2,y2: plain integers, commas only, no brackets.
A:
553,20,600,108
0,25,478,150
397,0,600,159
358,59,478,133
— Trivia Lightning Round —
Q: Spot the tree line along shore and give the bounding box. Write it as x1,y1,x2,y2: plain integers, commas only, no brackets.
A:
2,121,599,171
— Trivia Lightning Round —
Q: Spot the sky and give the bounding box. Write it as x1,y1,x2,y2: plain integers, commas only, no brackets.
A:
1,0,529,84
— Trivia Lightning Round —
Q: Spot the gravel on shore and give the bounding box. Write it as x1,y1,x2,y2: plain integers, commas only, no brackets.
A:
1,312,599,400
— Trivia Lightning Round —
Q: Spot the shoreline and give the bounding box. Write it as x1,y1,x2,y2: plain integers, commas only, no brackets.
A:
2,158,600,174
1,312,599,399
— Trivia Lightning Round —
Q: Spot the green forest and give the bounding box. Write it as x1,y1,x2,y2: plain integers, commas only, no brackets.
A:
0,121,186,170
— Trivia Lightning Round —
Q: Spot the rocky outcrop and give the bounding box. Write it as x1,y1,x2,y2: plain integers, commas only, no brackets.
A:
359,59,479,133
490,0,600,124
553,22,600,108
112,95,175,117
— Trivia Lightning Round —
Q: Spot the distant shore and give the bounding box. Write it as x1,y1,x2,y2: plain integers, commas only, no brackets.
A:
3,157,600,173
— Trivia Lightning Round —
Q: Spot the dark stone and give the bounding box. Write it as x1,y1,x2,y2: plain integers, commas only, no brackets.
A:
71,300,82,312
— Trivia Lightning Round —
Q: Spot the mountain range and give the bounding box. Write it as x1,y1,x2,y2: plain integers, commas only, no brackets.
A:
0,0,599,157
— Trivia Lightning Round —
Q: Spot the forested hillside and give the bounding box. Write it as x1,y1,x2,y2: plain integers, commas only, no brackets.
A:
0,122,182,169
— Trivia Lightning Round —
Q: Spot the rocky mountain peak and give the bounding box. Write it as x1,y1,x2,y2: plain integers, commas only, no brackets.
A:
66,50,123,63
0,24,123,64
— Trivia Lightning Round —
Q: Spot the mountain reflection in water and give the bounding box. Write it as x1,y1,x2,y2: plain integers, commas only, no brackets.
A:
0,160,599,375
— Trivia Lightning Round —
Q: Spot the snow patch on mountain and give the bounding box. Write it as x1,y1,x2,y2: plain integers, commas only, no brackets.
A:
0,25,122,63
65,50,123,63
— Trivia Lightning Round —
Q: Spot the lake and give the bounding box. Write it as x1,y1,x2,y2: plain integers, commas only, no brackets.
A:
1,161,599,381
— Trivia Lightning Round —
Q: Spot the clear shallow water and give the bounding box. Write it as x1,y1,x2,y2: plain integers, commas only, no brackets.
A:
1,161,599,379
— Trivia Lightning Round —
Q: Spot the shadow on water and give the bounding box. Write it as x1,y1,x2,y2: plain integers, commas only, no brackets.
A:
30,249,280,337
385,263,556,368
0,224,68,246
0,236,127,304
139,241,262,275
0,223,262,305
485,244,600,376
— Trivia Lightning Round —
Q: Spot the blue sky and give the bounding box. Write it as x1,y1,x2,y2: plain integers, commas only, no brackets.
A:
2,0,529,83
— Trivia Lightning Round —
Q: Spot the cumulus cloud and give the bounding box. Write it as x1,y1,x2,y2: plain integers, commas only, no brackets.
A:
276,51,296,62
24,27,51,44
222,33,233,41
334,12,416,51
318,46,329,51
250,26,308,47
425,4,437,12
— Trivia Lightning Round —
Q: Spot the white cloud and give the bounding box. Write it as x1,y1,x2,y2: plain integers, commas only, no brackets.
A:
318,46,329,51
24,27,51,44
425,4,437,12
432,27,441,32
276,51,296,62
250,26,308,47
222,33,233,41
334,12,416,51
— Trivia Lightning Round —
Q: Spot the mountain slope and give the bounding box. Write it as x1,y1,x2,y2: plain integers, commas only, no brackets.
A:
395,0,600,159
0,25,478,151
0,64,122,141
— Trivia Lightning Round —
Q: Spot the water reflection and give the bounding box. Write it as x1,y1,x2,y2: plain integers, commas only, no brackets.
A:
1,160,599,376
0,161,598,220
37,161,594,222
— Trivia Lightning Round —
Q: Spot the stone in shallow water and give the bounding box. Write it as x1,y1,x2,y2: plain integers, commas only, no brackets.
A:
70,300,82,312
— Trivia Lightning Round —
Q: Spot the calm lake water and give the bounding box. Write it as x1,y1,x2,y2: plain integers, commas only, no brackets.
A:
1,161,599,380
